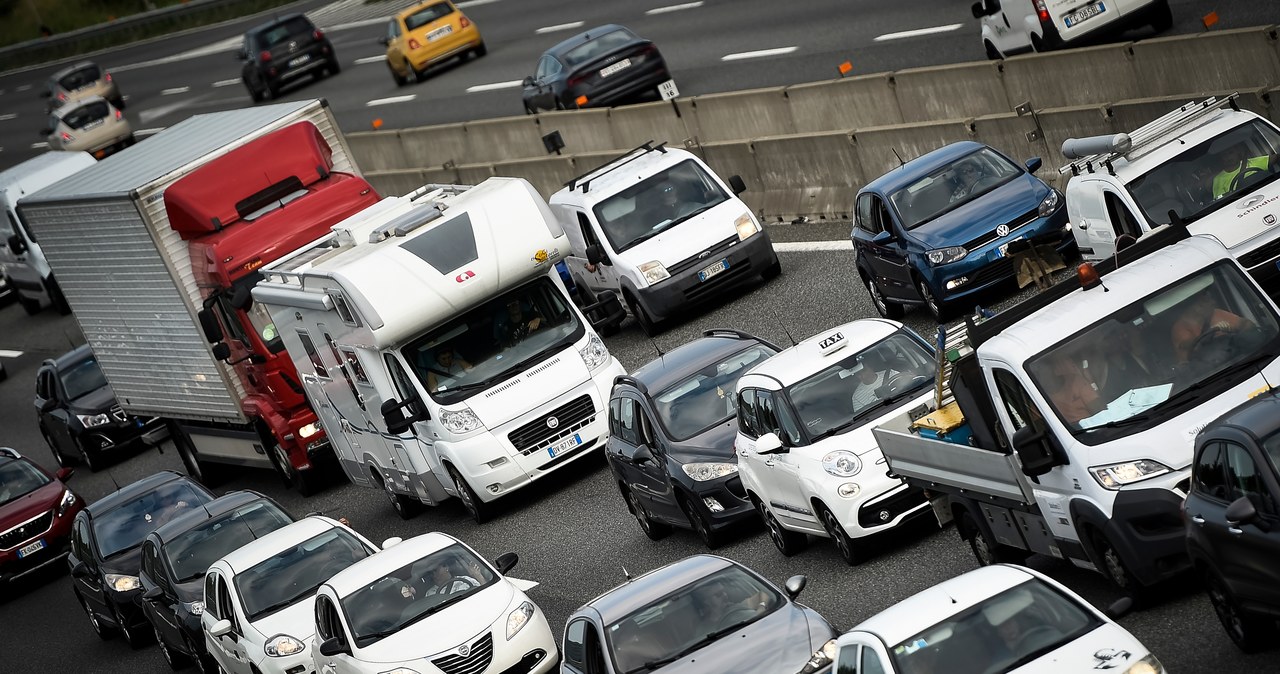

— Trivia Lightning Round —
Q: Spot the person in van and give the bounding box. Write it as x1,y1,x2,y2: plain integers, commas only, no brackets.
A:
1170,292,1253,365
494,299,544,347
424,345,473,392
1212,143,1274,200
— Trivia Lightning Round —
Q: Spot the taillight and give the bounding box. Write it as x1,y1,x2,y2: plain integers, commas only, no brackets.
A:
313,29,325,40
567,74,585,88
114,108,122,120
260,50,272,62
60,131,73,142
105,72,112,82
1034,0,1050,23
57,92,66,101
459,15,471,28
409,38,422,50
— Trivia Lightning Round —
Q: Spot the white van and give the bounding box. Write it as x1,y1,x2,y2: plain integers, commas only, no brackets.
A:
972,0,1171,59
549,143,781,336
0,151,96,315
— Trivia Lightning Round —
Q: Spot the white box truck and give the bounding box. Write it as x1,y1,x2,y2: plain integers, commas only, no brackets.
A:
252,178,626,523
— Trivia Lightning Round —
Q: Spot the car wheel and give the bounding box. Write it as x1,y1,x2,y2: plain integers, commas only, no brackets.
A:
78,439,102,473
472,41,487,58
447,465,494,524
624,292,660,337
115,606,150,649
818,503,865,565
246,80,262,103
863,272,904,319
915,276,949,322
762,257,782,281
78,592,116,640
43,430,73,468
1090,530,1144,598
958,511,1026,566
19,294,41,316
381,473,423,520
984,41,1002,60
327,58,342,75
389,61,408,86
155,625,189,670
625,487,671,541
757,498,806,556
412,62,428,83
266,81,281,99
679,495,724,549
1149,0,1173,32
1205,570,1276,653
522,102,536,115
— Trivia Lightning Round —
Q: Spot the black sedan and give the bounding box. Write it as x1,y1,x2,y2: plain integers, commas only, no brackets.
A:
140,490,294,671
522,24,673,114
607,329,778,548
239,13,339,102
35,344,167,472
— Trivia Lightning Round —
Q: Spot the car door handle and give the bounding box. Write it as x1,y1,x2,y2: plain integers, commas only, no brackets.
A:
1190,515,1205,525
1228,526,1244,535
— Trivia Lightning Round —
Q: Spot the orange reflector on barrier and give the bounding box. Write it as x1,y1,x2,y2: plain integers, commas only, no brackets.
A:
1203,11,1219,28
576,95,589,107
838,61,853,75
372,118,384,129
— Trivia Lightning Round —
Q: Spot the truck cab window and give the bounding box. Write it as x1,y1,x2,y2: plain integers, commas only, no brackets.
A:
1103,192,1142,238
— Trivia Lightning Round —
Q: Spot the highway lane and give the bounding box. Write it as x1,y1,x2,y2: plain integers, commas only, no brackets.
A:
0,236,1277,673
1,0,1274,169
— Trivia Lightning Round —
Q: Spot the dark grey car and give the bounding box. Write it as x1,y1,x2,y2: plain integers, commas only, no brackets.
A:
561,554,835,674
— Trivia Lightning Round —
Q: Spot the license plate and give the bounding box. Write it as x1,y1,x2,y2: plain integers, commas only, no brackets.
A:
599,58,632,78
997,237,1024,258
547,434,582,458
1064,1,1105,27
698,258,729,282
289,54,310,67
17,539,45,558
84,118,104,130
427,24,453,41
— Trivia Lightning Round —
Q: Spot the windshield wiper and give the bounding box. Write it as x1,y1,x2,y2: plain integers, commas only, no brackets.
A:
249,595,303,620
811,419,861,443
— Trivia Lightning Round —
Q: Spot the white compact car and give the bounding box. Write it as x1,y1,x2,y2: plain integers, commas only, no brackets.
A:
310,532,557,674
202,516,379,674
805,564,1164,674
735,319,937,564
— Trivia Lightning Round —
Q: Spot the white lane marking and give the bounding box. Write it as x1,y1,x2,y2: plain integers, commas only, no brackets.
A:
136,127,165,136
324,17,387,31
721,46,797,61
0,113,15,121
466,79,523,93
16,84,31,91
0,350,24,358
31,142,48,149
457,0,501,6
355,55,387,65
773,240,853,252
536,21,584,34
367,94,417,107
874,23,963,41
646,1,703,14
212,79,239,88
161,86,191,96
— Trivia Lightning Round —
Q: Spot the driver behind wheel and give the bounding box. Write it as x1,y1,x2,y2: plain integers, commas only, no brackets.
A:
690,579,769,632
1170,291,1253,365
1212,142,1274,200
421,554,480,598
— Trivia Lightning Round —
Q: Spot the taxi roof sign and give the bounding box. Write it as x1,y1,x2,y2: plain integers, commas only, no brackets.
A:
818,331,847,355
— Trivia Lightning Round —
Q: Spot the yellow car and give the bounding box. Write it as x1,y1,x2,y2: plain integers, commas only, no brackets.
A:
382,0,485,85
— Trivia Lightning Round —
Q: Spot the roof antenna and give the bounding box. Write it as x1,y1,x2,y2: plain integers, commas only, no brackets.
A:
622,565,632,581
649,337,665,365
891,147,906,168
771,308,798,347
105,469,121,493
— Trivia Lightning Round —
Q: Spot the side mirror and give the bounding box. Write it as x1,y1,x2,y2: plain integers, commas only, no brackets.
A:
632,445,655,465
1024,157,1043,173
1225,496,1258,526
7,234,25,255
522,76,535,87
783,575,807,600
585,243,609,267
230,285,253,311
1011,424,1059,477
1104,596,1133,620
319,637,350,657
495,551,519,574
728,174,747,196
55,467,74,481
755,432,786,455
40,397,58,413
209,618,234,639
381,398,426,435
142,586,164,602
71,561,93,579
197,308,224,344
211,343,232,362
381,536,403,549
871,230,893,245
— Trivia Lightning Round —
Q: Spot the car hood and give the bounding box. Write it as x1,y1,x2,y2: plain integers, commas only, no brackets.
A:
1192,179,1280,252
174,578,203,603
652,603,825,674
616,200,747,269
906,174,1046,250
251,595,317,644
0,479,63,528
667,419,739,464
68,385,118,415
1012,623,1150,672
356,581,515,664
461,347,591,429
101,546,144,576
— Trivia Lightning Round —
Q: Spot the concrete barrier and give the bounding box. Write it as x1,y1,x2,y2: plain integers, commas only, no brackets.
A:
1000,42,1138,111
346,130,410,172
751,132,862,222
397,123,469,171
969,114,1052,179
893,62,1011,122
462,117,546,163
607,100,692,149
534,109,617,154
688,87,795,143
699,141,763,216
785,74,901,133
491,156,577,199
852,120,974,181
1131,26,1280,100
365,169,432,198
455,162,497,187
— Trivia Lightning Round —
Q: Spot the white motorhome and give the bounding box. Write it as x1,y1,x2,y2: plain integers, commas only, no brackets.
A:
253,178,626,523
549,142,780,336
0,151,96,315
1062,95,1280,294
972,0,1170,59
874,225,1280,593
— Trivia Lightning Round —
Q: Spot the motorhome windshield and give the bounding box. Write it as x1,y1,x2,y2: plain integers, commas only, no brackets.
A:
1127,119,1280,226
405,277,584,405
1027,261,1280,440
591,159,730,253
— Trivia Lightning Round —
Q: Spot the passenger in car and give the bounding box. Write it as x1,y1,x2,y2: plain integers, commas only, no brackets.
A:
1169,292,1252,365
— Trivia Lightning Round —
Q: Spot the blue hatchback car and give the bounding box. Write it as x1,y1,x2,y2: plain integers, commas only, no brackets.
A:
851,141,1073,321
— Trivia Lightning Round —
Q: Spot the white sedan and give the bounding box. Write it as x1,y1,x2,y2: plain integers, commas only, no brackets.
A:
310,532,557,674
201,516,380,674
803,564,1164,674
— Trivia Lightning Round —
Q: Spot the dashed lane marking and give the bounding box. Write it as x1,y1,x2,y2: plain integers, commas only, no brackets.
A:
367,94,417,106
722,46,797,61
536,21,585,34
161,86,191,95
646,2,703,14
355,55,387,65
212,79,240,88
874,23,963,41
465,80,523,93
773,240,853,252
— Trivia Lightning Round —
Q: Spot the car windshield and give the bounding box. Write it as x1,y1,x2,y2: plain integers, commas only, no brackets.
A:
59,354,109,400
404,2,453,31
1027,262,1280,436
562,28,637,67
256,17,314,48
785,331,935,440
93,482,210,558
889,148,1023,229
889,578,1103,674
591,159,730,253
164,501,293,582
1127,119,1280,226
654,344,776,441
404,277,583,405
58,65,100,90
607,565,782,674
342,543,498,647
61,101,110,130
235,527,371,621
0,460,52,507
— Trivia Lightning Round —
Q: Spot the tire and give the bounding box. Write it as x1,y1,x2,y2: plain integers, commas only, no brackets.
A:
412,62,428,83
522,102,536,115
389,62,408,87
818,503,865,565
155,625,190,670
915,276,949,322
1091,530,1143,596
265,79,280,100
762,257,782,281
380,471,423,520
625,487,671,541
959,511,1026,566
757,497,806,556
624,292,660,337
246,81,262,103
20,294,41,315
43,430,73,469
984,41,1002,61
171,422,221,487
327,58,341,75
188,637,216,674
447,464,494,524
472,41,487,58
46,277,71,315
863,271,904,319
1205,570,1277,653
1149,0,1173,32
679,494,725,549
78,438,101,473
114,606,149,649
78,592,115,640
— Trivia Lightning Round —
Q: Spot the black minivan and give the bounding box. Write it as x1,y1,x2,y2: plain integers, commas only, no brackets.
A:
240,13,340,102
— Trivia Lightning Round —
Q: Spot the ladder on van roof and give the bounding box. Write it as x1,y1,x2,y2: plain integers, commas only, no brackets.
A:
1058,94,1239,176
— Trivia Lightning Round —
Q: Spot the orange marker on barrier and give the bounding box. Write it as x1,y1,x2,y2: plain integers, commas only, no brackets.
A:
575,95,589,107
372,118,384,130
838,61,853,76
1203,11,1219,29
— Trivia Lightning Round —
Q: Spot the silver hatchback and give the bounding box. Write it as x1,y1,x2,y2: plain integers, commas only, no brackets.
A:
44,96,135,159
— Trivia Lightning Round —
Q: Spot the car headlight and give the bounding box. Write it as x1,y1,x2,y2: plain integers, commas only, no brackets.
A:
1091,460,1170,490
57,489,77,516
1124,654,1164,674
639,260,670,285
76,413,111,428
1038,189,1061,217
822,450,862,477
735,213,759,241
682,462,738,481
182,600,205,616
579,334,610,371
265,634,305,657
297,422,321,439
799,638,838,674
925,246,967,266
105,574,140,592
439,407,483,434
506,601,535,640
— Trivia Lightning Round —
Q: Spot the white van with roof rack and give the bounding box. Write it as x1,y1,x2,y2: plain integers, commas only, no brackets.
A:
971,0,1171,59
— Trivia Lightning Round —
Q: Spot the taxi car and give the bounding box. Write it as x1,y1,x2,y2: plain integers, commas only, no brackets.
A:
382,0,485,86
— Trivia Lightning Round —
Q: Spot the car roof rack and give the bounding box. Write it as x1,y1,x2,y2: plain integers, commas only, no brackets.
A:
1058,94,1239,177
613,374,650,396
565,141,667,193
0,447,19,460
702,328,783,352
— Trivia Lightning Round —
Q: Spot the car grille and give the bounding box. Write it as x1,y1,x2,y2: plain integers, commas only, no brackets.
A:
508,395,596,455
1239,237,1280,269
0,510,54,550
857,486,926,529
432,632,494,674
667,235,740,276
962,207,1040,251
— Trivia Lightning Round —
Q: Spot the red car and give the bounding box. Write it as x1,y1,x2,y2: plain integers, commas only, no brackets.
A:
0,447,83,588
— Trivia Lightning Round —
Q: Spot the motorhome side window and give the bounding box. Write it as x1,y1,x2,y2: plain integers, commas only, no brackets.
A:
340,347,370,385
326,332,366,410
296,331,328,378
590,159,730,253
329,292,359,326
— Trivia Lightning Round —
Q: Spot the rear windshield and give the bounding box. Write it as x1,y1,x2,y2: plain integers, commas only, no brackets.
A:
404,2,454,31
58,65,101,90
255,17,315,48
61,102,110,130
563,28,638,67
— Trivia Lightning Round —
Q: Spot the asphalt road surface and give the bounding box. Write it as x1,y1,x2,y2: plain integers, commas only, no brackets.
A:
2,226,1279,673
0,0,1275,170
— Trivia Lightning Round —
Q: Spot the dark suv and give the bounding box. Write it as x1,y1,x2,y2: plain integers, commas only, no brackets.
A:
239,13,339,102
1185,393,1280,653
607,329,778,548
35,344,167,472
